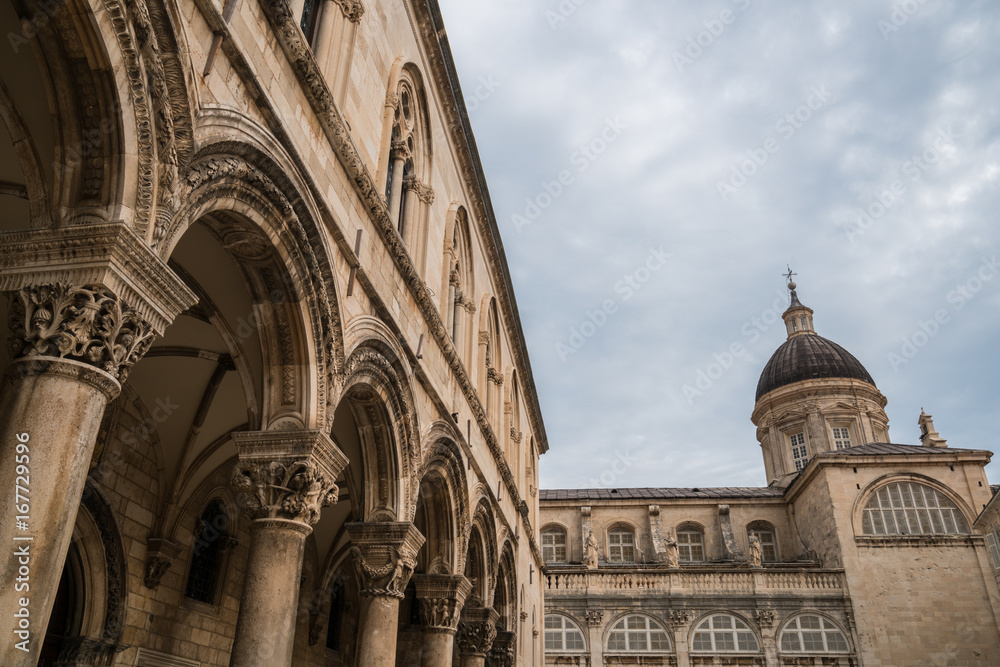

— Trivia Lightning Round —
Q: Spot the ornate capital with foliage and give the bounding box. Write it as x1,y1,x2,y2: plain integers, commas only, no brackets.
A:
7,284,155,382
346,521,424,599
457,606,499,657
487,631,516,667
413,574,473,633
230,430,349,525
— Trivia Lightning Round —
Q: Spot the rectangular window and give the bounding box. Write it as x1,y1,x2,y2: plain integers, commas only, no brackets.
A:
987,530,1000,570
749,528,778,562
790,432,809,471
678,530,704,562
541,530,567,563
608,530,635,562
832,426,852,449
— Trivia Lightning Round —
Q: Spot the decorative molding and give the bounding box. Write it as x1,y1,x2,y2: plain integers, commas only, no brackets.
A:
332,0,365,22
81,482,127,645
346,521,424,599
143,538,182,589
402,174,435,204
0,223,197,335
457,607,499,657
7,284,155,383
668,610,693,629
584,610,603,626
754,609,776,628
230,430,348,524
413,574,472,633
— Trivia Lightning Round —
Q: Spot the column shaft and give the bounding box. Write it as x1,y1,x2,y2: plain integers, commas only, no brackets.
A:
421,631,456,667
229,519,310,666
388,156,406,225
0,360,118,665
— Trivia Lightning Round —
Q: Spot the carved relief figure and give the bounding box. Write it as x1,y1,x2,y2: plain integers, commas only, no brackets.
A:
664,528,680,568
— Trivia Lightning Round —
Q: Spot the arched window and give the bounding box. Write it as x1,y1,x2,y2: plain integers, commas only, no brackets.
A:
384,69,431,251
185,499,229,604
446,207,473,359
507,372,522,473
544,614,586,652
326,573,348,651
608,527,636,563
606,615,671,653
861,481,970,536
677,524,705,563
747,522,778,562
482,299,502,430
780,614,850,653
691,614,760,653
541,526,567,563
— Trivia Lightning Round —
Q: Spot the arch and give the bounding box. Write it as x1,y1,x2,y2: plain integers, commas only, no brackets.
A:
690,612,761,653
778,611,852,654
413,432,469,575
76,482,128,647
494,541,517,632
334,334,420,523
853,474,974,537
544,613,587,653
505,369,522,478
464,497,498,604
165,139,346,420
442,204,475,364
184,498,232,604
604,612,672,653
479,297,503,431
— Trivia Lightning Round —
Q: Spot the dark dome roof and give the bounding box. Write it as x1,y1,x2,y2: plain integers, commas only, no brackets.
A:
755,334,875,401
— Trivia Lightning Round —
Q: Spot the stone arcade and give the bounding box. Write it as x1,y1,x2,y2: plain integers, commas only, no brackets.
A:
0,0,545,665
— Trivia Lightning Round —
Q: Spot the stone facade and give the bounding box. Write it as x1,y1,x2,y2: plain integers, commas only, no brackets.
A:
540,288,1000,667
0,0,545,665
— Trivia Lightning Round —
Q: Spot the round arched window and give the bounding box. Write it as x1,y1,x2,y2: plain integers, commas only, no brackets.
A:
544,615,585,652
861,482,969,536
606,615,671,653
691,614,759,653
780,614,849,653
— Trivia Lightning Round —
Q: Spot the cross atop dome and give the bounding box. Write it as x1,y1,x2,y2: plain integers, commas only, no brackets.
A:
781,269,813,337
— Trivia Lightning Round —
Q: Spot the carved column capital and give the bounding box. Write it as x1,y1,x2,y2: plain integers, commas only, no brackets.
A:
333,0,365,22
486,630,516,667
413,574,472,634
230,429,349,525
457,606,499,657
390,140,411,162
0,223,196,383
346,521,424,599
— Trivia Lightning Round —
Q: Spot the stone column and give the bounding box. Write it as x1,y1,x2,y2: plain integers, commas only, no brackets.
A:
456,606,498,667
486,630,515,667
412,573,472,667
228,429,349,667
584,610,604,667
0,223,195,666
348,521,425,667
754,609,778,667
669,610,694,667
387,141,409,226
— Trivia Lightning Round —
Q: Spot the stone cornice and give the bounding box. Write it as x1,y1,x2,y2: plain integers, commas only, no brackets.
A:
0,223,197,334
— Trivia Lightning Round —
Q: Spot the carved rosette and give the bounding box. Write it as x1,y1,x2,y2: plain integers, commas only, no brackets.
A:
486,630,516,667
230,430,349,526
457,607,499,658
413,574,472,634
7,284,156,382
346,522,424,599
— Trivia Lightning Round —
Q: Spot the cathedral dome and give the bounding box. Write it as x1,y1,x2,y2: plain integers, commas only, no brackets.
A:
755,333,876,401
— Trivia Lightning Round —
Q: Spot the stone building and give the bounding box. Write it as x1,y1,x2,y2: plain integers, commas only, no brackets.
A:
0,0,546,666
540,283,1000,667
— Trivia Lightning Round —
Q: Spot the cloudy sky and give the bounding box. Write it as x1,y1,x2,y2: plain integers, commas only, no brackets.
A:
435,0,1000,490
